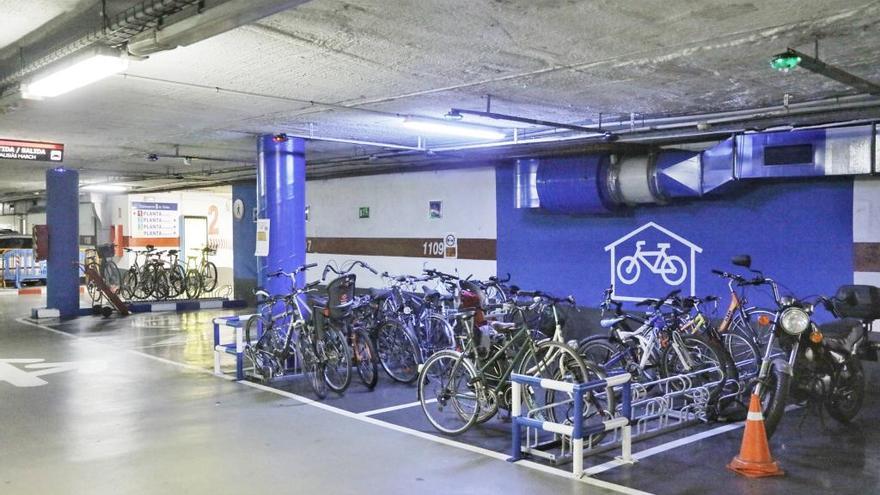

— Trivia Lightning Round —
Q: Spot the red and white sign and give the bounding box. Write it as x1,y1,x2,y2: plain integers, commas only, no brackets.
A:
0,139,64,162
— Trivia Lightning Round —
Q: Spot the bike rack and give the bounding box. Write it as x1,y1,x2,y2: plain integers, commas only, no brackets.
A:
508,372,634,478
509,363,755,476
213,314,256,380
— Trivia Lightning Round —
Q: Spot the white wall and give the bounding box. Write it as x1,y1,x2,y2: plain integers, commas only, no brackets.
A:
304,167,497,288
108,188,234,290
854,176,880,286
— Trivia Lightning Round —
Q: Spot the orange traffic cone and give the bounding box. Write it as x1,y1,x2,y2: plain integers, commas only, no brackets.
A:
727,393,784,478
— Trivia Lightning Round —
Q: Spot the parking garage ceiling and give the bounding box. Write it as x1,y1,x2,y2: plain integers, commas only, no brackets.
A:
1,0,879,198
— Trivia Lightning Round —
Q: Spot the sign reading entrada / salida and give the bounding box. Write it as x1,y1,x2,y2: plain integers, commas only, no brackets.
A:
0,139,64,162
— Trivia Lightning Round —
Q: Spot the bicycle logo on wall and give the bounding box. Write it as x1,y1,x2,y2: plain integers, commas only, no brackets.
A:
604,222,703,302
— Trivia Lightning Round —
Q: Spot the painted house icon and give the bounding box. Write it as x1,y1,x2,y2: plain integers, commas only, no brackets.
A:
604,222,703,302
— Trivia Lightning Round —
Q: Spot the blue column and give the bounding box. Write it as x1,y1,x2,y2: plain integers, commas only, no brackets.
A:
257,135,306,295
45,167,80,316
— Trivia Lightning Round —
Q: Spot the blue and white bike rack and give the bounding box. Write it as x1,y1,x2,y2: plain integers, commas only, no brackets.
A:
509,372,634,478
213,314,256,380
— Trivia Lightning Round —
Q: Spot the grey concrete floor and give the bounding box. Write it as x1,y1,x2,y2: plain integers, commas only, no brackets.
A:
0,295,623,495
3,293,880,495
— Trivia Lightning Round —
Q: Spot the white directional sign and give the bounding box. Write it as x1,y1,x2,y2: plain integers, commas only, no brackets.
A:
0,358,107,387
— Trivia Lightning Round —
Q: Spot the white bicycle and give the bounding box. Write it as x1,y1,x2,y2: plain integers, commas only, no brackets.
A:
616,241,687,286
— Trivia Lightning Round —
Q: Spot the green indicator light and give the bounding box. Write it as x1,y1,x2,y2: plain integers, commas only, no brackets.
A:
771,52,802,72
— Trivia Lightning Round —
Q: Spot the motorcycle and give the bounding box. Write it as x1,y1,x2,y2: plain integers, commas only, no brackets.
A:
727,255,879,438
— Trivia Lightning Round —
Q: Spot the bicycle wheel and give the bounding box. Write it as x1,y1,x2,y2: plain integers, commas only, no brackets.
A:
298,331,327,399
320,326,352,394
120,270,137,300
484,283,508,305
526,341,614,446
721,331,761,386
423,314,455,354
84,262,103,303
244,315,279,382
375,319,421,383
184,269,202,299
135,266,151,299
659,334,728,408
101,260,122,293
167,265,185,298
151,270,170,300
352,328,378,389
418,350,480,435
201,261,218,292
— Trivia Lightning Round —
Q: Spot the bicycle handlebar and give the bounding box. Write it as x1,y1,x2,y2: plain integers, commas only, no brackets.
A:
514,290,576,306
488,273,511,283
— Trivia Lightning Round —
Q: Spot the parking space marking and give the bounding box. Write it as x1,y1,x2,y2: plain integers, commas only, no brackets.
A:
584,423,743,475
359,399,435,416
16,317,654,495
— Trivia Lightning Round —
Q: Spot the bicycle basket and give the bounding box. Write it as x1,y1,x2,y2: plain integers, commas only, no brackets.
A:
325,274,356,319
97,243,115,258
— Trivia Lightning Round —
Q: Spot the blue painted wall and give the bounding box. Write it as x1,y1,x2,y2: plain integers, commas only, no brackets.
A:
232,181,258,302
496,164,854,313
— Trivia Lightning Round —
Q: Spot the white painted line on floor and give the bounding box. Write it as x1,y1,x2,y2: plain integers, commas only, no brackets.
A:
15,317,653,495
584,403,805,476
584,423,743,476
359,399,435,417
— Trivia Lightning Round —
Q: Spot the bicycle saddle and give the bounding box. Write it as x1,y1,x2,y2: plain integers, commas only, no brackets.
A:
600,316,626,328
489,321,516,333
370,288,392,300
309,294,328,308
167,249,178,255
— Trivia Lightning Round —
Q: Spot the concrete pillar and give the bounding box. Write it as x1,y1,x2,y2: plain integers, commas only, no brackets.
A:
256,135,306,295
45,167,80,317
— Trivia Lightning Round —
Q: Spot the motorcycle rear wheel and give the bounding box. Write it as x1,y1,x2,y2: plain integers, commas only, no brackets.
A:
825,357,865,424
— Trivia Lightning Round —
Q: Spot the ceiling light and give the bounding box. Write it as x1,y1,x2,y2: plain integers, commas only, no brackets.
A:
21,53,128,99
400,116,505,140
443,110,463,121
81,184,129,193
770,51,802,72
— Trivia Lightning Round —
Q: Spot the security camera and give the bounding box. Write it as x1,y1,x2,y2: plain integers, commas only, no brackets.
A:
272,133,288,143
146,153,159,161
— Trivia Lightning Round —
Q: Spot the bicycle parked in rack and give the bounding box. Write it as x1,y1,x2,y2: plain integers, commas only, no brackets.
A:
578,287,732,414
418,282,611,436
319,260,379,390
244,263,352,398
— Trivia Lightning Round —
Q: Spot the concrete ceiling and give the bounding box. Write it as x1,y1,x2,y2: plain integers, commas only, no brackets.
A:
1,0,880,198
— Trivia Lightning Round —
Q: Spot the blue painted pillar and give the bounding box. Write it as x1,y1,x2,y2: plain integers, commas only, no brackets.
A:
257,135,306,295
45,167,80,316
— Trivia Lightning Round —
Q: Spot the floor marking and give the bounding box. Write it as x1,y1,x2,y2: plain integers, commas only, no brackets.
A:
584,423,743,475
359,398,436,416
15,317,653,495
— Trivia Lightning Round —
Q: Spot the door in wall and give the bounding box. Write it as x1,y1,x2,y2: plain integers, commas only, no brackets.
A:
181,216,208,261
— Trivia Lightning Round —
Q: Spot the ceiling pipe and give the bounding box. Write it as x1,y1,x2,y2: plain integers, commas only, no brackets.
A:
126,0,312,57
779,48,880,95
448,108,606,134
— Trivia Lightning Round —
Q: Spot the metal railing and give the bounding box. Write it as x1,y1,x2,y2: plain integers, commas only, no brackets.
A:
509,372,634,478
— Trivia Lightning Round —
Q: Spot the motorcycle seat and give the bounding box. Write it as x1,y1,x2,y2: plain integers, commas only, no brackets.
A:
820,319,865,354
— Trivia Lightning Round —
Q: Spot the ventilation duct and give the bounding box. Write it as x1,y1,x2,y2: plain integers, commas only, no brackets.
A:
517,123,877,215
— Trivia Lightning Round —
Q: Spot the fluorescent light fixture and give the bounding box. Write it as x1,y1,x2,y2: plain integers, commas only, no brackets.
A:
400,116,506,140
22,53,128,99
81,184,129,193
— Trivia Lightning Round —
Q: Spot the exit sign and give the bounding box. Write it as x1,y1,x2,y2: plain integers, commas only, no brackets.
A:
0,139,64,162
